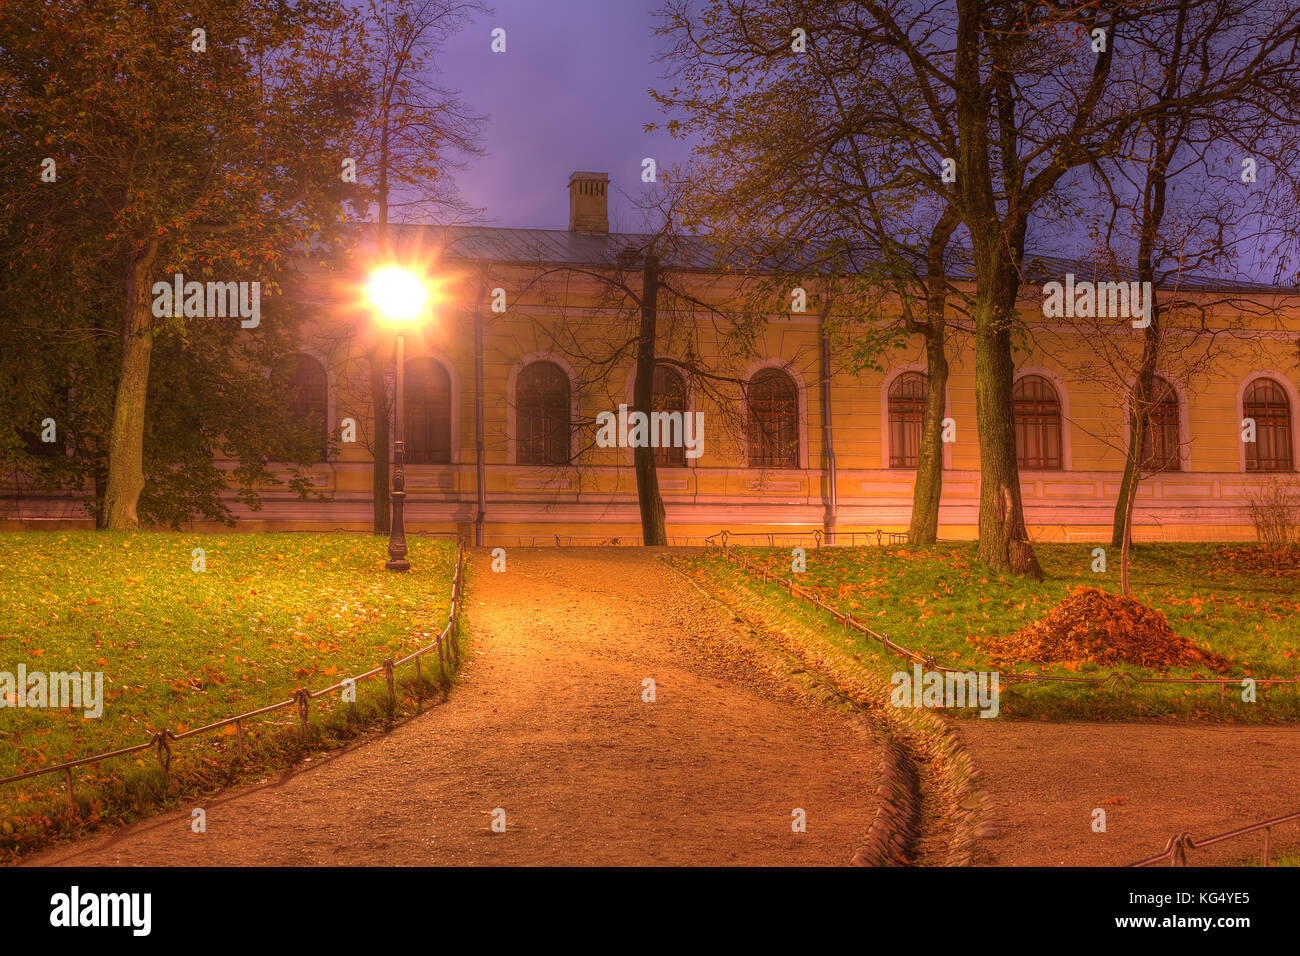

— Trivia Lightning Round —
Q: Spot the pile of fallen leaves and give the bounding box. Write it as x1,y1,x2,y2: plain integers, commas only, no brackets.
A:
976,586,1231,673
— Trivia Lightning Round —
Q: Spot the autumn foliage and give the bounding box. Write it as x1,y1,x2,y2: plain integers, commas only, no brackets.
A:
979,586,1231,673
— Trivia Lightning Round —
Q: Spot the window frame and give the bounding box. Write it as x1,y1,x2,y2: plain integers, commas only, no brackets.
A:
1013,373,1064,471
1243,376,1295,473
887,370,928,469
403,356,454,466
745,366,800,469
514,359,574,466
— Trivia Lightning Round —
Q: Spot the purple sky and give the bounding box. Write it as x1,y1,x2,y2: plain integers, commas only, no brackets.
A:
426,2,1290,284
437,0,689,232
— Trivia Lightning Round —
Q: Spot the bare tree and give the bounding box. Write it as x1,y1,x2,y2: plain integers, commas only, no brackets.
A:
1045,0,1300,591
654,1,973,545
658,0,1300,578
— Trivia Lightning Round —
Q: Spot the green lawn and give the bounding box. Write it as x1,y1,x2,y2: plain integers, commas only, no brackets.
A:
0,531,459,855
682,543,1300,720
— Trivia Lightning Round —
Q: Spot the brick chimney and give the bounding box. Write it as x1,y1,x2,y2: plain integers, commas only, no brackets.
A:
568,171,609,232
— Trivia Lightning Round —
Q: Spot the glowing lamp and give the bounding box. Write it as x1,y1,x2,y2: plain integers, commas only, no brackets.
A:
368,266,428,326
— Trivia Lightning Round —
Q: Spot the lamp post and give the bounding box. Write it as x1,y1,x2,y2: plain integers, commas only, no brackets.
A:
388,328,410,572
368,266,428,572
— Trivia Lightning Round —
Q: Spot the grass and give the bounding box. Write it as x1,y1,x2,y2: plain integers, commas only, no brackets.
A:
0,531,460,857
680,542,1300,720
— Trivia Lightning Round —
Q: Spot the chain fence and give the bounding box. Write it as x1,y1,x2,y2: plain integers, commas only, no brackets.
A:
1132,809,1300,867
0,537,466,810
489,528,910,548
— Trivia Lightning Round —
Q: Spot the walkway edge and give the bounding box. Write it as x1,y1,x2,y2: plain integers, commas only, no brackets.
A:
669,554,991,866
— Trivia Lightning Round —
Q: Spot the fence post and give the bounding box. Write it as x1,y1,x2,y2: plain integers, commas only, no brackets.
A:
65,766,75,809
154,732,172,781
235,719,245,758
1173,835,1188,866
384,659,396,710
295,689,310,737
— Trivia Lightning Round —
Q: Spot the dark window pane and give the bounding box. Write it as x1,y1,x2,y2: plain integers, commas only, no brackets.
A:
517,361,571,465
1244,378,1294,472
405,358,452,464
888,371,927,468
1140,377,1181,472
1013,375,1062,470
652,364,687,467
747,368,798,468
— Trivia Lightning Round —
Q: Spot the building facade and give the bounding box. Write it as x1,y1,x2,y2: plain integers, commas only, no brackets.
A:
6,171,1300,543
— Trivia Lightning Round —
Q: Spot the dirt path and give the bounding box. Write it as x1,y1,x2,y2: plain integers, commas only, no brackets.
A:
25,548,881,867
959,721,1300,865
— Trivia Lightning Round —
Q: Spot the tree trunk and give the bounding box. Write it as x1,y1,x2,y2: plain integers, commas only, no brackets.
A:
1110,443,1142,550
904,214,956,548
370,343,391,534
102,244,159,530
973,304,1043,579
909,320,948,545
1112,316,1159,577
1111,372,1152,552
908,212,957,546
633,255,667,546
1120,468,1138,597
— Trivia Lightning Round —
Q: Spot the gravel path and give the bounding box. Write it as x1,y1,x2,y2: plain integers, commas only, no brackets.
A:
959,721,1300,865
25,548,881,866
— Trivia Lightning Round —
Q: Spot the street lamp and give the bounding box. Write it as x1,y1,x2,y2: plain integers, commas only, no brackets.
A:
368,266,429,572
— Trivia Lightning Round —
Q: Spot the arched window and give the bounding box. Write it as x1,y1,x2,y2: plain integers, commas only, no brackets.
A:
1141,376,1181,472
1013,375,1062,470
747,367,799,468
652,363,687,467
278,353,328,462
517,360,571,465
405,358,452,464
1244,377,1294,472
887,371,928,468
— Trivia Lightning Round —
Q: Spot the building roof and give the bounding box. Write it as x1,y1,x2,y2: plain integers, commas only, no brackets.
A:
377,224,1299,295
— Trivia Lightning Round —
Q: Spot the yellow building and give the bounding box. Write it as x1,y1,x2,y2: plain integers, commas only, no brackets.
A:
7,171,1300,543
